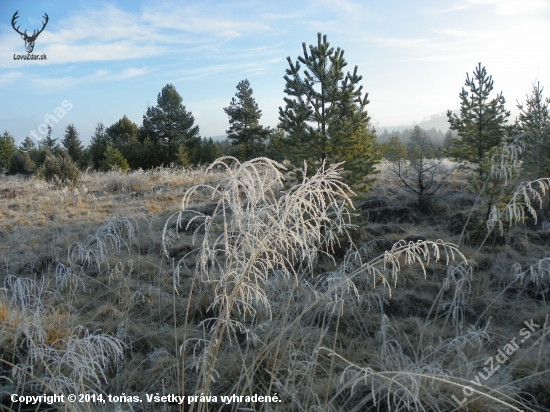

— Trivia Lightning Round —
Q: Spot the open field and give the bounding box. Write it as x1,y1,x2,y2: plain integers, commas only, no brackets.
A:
1,158,549,411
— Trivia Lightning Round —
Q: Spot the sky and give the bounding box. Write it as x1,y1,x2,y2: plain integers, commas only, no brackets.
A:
1,0,549,148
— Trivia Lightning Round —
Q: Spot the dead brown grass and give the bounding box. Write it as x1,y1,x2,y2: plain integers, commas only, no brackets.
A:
0,161,548,411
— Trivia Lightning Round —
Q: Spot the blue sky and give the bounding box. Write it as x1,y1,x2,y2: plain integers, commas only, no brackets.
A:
1,0,549,147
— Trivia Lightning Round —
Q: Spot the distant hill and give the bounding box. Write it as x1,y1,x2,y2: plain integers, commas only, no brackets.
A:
375,109,520,143
376,111,455,137
212,114,453,144
212,109,520,144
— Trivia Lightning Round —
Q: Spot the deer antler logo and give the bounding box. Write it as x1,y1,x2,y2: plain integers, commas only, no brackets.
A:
11,10,49,54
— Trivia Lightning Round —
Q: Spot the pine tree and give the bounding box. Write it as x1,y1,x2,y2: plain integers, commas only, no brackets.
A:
215,138,234,156
332,121,380,190
40,124,59,154
265,127,287,163
128,136,162,170
468,143,518,222
106,116,140,168
517,81,550,179
88,122,110,169
378,129,392,143
100,144,129,172
447,63,510,175
0,131,17,171
61,124,84,165
224,79,270,160
19,137,36,152
379,135,407,162
442,130,453,151
278,33,379,191
141,84,201,165
107,115,138,147
198,137,222,164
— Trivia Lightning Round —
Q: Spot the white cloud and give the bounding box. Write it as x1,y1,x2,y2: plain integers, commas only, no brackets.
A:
472,0,549,14
0,71,22,85
1,4,274,67
172,58,281,81
142,5,269,37
422,5,471,14
30,67,154,89
316,0,363,15
424,0,549,15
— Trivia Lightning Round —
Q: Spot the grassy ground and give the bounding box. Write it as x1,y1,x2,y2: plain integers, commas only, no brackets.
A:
1,158,549,411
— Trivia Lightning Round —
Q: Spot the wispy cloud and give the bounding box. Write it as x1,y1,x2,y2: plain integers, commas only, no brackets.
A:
142,5,270,38
30,67,155,89
492,0,549,14
364,34,466,63
1,3,274,67
365,11,550,66
172,58,281,81
316,0,369,15
0,71,22,86
260,12,301,20
367,37,432,49
424,0,549,15
422,5,470,15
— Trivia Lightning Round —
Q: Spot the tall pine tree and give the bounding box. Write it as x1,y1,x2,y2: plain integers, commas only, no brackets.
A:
61,124,84,165
106,116,140,168
447,63,510,175
517,81,550,179
40,124,60,154
88,122,110,169
107,115,138,147
278,33,378,191
223,79,270,160
0,131,17,171
141,84,201,165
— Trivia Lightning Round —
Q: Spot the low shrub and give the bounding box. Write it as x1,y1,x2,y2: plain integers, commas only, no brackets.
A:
9,151,36,175
100,145,129,172
39,154,80,187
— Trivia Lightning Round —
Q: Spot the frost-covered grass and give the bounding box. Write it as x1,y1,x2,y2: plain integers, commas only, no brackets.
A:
0,157,549,411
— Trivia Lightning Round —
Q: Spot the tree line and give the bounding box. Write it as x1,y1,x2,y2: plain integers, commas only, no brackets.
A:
377,127,449,147
0,83,222,175
1,34,549,194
